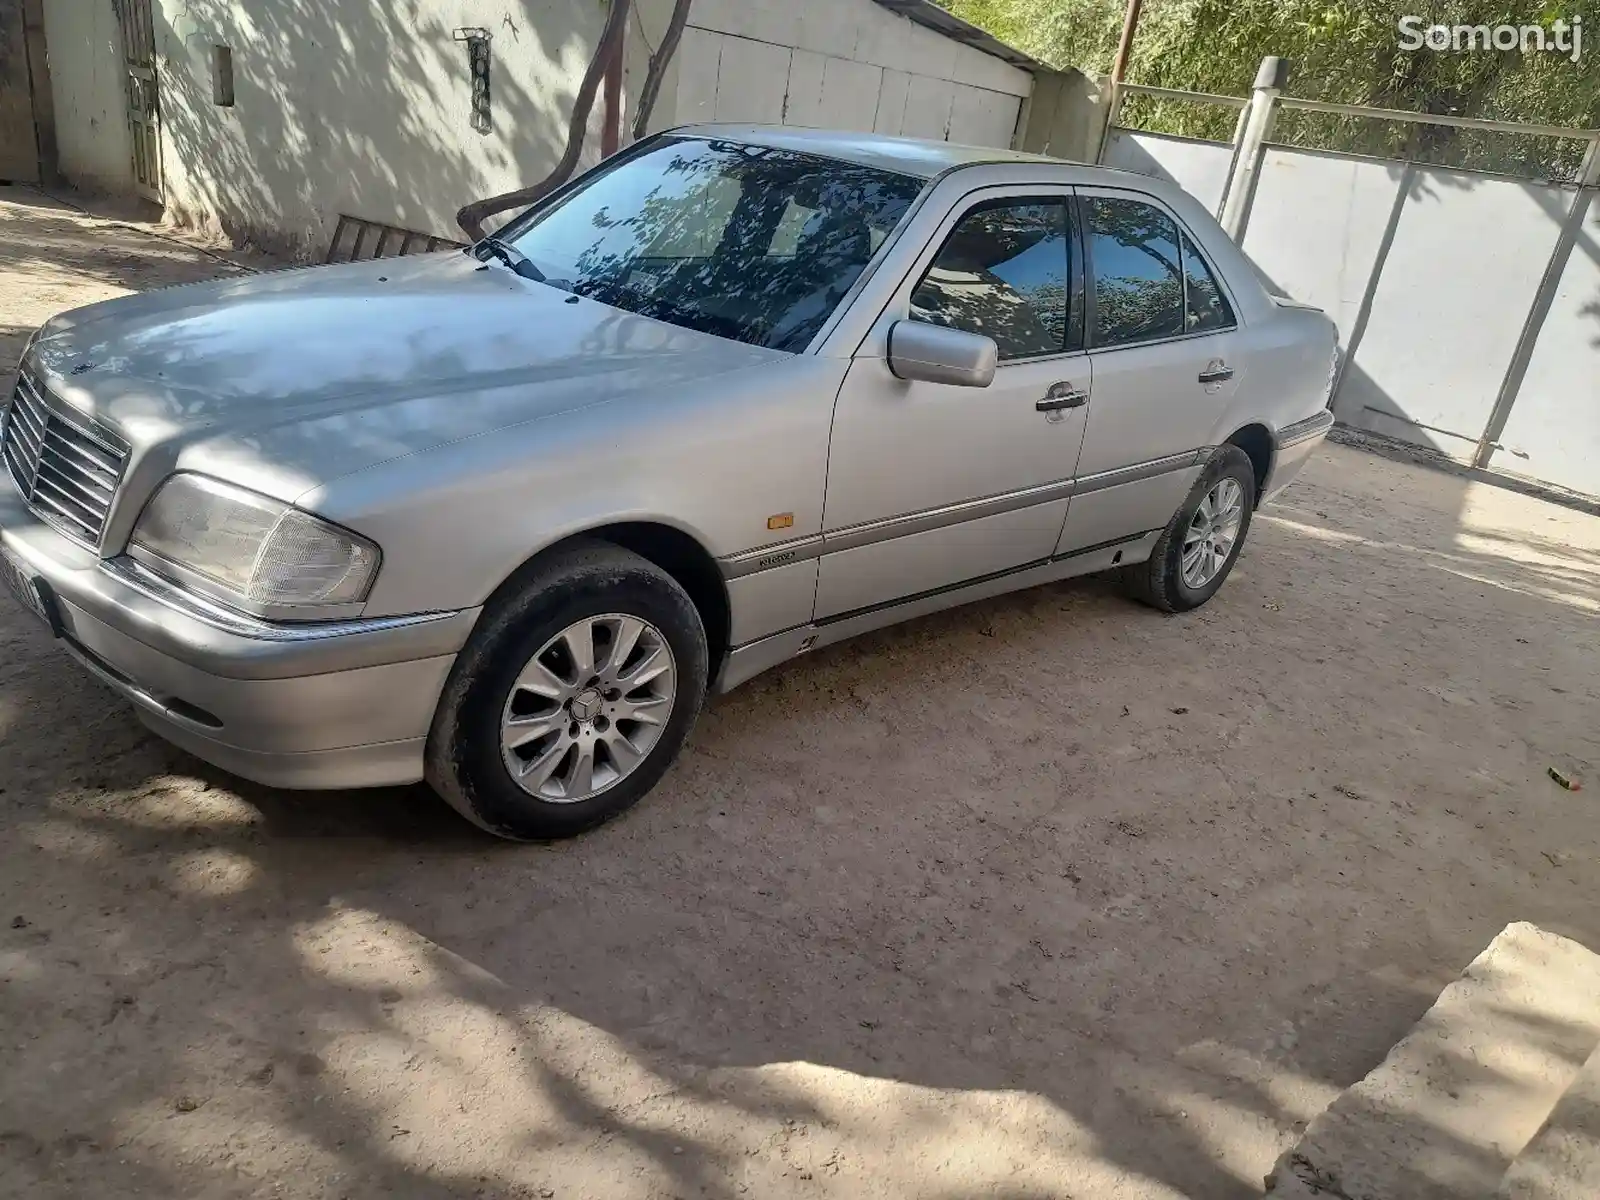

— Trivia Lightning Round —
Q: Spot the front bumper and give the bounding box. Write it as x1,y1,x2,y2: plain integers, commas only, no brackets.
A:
0,480,480,790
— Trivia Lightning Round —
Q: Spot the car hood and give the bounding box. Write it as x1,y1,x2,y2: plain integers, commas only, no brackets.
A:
26,252,784,503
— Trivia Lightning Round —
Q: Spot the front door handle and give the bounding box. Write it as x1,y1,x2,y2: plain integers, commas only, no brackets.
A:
1037,381,1089,412
1198,363,1234,384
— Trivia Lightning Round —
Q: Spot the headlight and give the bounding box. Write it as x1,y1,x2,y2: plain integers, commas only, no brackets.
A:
131,474,380,612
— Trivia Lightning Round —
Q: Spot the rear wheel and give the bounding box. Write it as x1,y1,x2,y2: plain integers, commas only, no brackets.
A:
426,542,708,840
1124,444,1256,612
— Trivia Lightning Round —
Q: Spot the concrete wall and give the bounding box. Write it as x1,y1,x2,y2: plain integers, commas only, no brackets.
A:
41,0,132,192
665,0,1030,147
1315,170,1558,455
1105,121,1599,497
1237,148,1403,344
42,0,1033,258
145,0,664,258
1241,148,1572,461
1017,67,1106,164
1102,128,1234,216
1487,197,1600,495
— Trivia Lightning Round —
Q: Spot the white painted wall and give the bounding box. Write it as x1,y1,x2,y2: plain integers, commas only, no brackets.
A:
1490,197,1600,495
41,0,1033,258
1240,148,1407,345
1235,146,1570,460
1318,169,1559,455
41,0,133,192
147,0,659,258
664,0,1030,148
1102,129,1235,217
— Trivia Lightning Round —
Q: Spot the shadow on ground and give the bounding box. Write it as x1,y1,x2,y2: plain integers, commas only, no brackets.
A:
2,442,1599,1199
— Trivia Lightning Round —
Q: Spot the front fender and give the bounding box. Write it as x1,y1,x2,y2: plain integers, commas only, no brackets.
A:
301,357,847,618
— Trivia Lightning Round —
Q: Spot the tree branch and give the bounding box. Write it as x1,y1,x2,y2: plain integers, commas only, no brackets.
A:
631,0,694,141
455,0,633,241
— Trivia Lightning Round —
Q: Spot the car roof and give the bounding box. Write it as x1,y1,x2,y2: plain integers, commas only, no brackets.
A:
670,124,1147,184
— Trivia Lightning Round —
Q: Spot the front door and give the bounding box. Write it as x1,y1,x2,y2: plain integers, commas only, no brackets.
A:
816,192,1091,620
114,0,161,201
1056,187,1242,554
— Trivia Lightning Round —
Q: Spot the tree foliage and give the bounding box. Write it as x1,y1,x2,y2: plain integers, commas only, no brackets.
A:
944,0,1598,178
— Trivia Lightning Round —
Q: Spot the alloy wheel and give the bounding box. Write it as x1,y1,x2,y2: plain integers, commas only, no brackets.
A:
499,613,677,802
1181,477,1245,589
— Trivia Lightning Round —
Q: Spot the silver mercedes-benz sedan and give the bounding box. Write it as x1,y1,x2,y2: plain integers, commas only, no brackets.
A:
0,126,1336,839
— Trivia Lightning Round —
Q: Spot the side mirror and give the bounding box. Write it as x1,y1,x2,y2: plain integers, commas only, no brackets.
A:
887,320,997,388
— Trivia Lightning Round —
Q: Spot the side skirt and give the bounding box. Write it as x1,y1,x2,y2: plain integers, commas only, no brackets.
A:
713,530,1160,694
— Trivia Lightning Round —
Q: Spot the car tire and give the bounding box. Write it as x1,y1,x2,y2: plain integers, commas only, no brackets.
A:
1123,444,1257,613
425,541,709,841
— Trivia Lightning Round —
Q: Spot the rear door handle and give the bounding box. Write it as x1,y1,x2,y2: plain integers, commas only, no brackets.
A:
1198,364,1234,384
1037,381,1089,412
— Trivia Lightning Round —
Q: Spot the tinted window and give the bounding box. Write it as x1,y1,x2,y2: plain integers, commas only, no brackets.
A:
1183,235,1234,332
642,174,741,259
768,197,818,258
910,202,1069,361
1086,196,1185,347
502,137,923,351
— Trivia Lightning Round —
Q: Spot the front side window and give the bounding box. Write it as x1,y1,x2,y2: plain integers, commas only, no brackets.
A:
1086,196,1186,347
909,201,1070,361
501,137,924,351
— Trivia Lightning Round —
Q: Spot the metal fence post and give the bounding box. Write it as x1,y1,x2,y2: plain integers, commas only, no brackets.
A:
1212,104,1253,219
1218,57,1288,241
1472,134,1600,468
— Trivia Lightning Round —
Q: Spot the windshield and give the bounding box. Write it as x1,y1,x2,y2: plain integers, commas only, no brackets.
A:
499,137,925,352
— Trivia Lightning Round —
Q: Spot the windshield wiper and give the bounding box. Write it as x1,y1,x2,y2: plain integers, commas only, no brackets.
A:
475,235,546,283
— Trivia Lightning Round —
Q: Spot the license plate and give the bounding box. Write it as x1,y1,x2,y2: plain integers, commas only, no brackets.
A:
0,542,52,632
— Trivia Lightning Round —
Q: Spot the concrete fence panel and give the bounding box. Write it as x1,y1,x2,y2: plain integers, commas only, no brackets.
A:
1102,129,1233,216
1488,197,1600,494
1100,64,1599,497
1330,169,1567,455
1241,148,1410,346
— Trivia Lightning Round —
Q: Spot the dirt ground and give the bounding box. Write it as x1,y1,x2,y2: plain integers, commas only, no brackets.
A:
2,183,1598,1200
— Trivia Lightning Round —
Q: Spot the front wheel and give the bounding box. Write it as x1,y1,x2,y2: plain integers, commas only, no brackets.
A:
425,542,709,840
1123,444,1256,613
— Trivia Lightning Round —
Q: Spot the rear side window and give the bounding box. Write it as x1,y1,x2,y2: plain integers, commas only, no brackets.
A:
1183,234,1235,332
1085,196,1186,347
910,201,1070,361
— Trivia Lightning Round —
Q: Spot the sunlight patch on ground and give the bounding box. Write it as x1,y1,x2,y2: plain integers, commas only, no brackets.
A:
1259,512,1600,612
167,848,260,896
117,778,263,829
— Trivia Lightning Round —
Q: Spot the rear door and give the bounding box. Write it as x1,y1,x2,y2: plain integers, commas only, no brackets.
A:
1055,187,1242,555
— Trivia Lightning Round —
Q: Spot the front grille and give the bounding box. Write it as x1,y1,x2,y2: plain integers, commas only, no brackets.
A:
3,369,129,547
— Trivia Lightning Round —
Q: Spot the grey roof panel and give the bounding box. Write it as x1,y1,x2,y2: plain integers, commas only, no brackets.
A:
672,124,1074,178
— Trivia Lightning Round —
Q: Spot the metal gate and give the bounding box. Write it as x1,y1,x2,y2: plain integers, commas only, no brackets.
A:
114,0,161,200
